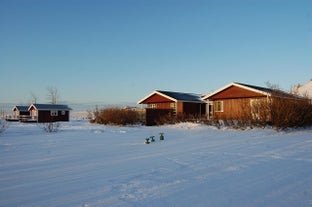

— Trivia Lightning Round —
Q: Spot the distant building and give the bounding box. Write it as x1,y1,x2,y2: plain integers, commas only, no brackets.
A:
28,104,72,123
12,105,31,121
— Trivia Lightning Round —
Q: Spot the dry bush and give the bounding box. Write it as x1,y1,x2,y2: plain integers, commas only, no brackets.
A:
236,94,312,129
268,96,312,129
213,93,312,130
155,113,204,125
91,107,142,125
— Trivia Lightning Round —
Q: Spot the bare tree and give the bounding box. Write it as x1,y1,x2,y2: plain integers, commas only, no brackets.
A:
265,81,279,90
30,92,39,104
46,86,59,104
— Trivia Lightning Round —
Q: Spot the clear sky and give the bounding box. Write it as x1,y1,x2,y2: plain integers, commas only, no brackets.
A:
1,0,311,105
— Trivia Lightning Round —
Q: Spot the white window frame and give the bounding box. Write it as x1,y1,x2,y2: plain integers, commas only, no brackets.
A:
215,101,224,112
51,110,58,116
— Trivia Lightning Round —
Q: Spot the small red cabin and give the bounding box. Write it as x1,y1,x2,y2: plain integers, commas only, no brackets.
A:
138,90,206,125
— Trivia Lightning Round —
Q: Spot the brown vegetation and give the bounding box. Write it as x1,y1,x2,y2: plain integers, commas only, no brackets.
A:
268,96,312,129
232,94,312,129
91,107,143,125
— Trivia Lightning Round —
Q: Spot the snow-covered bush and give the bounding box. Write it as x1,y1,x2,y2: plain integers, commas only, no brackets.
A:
0,119,8,133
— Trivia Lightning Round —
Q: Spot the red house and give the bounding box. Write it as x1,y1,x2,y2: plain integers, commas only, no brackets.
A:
203,82,298,121
138,90,206,125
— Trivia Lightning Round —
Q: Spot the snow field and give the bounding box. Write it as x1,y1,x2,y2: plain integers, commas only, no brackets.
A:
0,121,312,207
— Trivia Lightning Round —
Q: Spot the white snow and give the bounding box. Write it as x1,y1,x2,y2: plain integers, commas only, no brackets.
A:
1,121,312,207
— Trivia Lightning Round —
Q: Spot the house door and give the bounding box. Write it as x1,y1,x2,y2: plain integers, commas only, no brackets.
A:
206,102,213,119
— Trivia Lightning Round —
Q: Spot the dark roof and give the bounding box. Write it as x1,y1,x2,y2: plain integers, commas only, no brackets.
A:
30,104,72,111
234,82,274,94
156,90,205,103
236,82,304,99
13,105,29,112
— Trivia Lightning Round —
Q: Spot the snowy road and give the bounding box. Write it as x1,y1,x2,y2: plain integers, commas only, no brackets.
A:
0,121,312,207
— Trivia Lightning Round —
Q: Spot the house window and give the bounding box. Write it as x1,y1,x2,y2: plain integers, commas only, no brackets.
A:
170,102,177,114
170,102,176,109
215,101,224,112
61,111,66,115
51,110,58,116
149,104,157,109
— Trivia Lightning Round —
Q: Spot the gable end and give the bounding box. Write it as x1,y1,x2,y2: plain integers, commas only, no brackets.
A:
209,85,268,100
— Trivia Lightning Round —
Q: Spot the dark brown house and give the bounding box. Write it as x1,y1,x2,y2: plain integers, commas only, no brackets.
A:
138,90,206,125
28,104,72,123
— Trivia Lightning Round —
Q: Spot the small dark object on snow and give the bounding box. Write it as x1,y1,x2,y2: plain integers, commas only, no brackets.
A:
159,132,164,140
145,138,150,144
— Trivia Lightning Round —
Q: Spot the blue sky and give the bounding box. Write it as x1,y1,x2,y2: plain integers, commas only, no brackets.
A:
1,0,311,105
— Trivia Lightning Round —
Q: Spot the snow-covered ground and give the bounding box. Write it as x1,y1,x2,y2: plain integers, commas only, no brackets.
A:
0,121,312,207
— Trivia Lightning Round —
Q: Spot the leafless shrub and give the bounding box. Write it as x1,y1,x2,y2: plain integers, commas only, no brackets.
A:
0,119,8,133
91,107,142,125
41,122,60,132
233,92,312,130
268,95,312,129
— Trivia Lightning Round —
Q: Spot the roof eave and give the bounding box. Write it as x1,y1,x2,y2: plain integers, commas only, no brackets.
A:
177,100,205,103
137,90,177,104
203,82,270,100
28,104,36,111
233,82,270,96
28,104,72,111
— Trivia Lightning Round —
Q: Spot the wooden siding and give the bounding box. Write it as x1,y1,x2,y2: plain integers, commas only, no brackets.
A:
141,93,172,103
148,102,175,109
177,102,183,113
37,110,70,123
213,97,266,120
29,108,70,123
210,85,266,100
